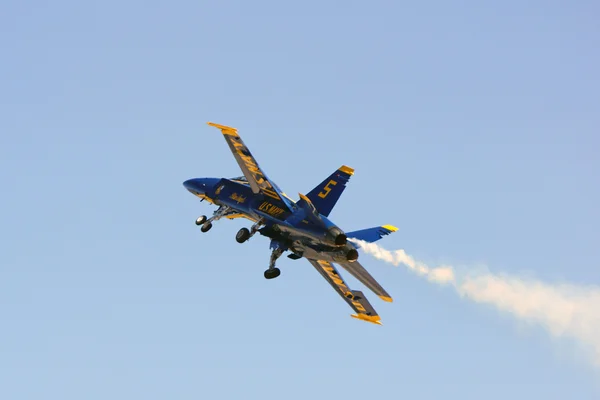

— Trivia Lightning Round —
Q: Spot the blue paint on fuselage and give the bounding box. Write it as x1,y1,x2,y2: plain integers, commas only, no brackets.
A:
183,177,354,255
183,178,221,197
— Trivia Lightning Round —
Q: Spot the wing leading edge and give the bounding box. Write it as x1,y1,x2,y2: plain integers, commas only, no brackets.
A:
308,259,382,325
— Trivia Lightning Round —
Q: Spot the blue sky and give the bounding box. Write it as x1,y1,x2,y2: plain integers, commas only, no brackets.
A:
1,1,599,399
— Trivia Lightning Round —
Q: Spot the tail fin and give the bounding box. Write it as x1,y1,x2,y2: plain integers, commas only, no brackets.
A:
306,165,354,217
346,225,398,243
296,193,326,227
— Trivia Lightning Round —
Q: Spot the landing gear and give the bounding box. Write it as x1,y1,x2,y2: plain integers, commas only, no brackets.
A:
264,243,284,279
200,222,212,232
196,205,235,233
236,227,250,243
235,218,265,243
264,268,281,279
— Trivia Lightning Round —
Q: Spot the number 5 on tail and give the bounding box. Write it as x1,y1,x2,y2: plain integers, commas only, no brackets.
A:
318,180,338,198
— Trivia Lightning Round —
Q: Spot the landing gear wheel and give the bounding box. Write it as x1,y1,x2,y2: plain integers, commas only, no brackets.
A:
264,268,281,280
200,222,212,232
195,215,207,225
236,228,251,243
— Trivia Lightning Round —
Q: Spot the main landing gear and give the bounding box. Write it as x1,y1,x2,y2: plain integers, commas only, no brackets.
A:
234,221,282,279
196,212,285,280
264,267,280,279
264,242,284,280
235,219,264,244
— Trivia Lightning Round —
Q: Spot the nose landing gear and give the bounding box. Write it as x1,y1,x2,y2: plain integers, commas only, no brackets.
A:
195,206,234,233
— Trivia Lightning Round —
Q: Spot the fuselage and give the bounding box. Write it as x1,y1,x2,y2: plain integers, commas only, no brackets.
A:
183,177,359,263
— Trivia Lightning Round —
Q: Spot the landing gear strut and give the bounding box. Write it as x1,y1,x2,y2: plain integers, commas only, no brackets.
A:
264,241,284,279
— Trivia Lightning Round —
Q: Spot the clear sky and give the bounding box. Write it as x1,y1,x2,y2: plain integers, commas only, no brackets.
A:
1,1,599,399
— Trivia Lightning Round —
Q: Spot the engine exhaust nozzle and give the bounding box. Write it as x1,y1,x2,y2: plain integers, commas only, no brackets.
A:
346,248,359,262
334,233,347,246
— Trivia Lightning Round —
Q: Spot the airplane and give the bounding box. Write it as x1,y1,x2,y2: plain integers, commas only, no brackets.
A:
183,122,398,325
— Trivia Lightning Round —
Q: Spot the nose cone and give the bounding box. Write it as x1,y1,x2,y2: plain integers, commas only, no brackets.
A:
183,178,205,195
183,178,221,195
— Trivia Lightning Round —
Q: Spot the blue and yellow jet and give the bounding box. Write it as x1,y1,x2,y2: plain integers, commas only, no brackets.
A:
183,122,398,325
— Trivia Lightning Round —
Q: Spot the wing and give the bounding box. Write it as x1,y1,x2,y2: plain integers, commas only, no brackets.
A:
337,259,393,303
207,122,295,210
308,259,382,325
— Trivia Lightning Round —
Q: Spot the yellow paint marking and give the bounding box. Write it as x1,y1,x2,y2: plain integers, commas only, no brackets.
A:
381,225,398,232
298,193,311,203
258,201,286,218
351,314,382,325
263,191,280,200
318,180,337,198
226,213,258,222
317,260,373,317
338,165,354,175
195,194,215,204
379,296,393,303
229,193,246,203
207,122,238,135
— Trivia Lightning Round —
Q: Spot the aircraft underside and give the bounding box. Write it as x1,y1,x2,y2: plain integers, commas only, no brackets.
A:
193,203,357,279
184,122,396,325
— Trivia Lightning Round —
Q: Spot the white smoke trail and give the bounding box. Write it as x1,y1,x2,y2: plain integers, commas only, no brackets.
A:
350,239,600,367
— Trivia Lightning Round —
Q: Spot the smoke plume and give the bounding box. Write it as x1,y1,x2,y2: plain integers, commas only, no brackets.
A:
350,239,600,367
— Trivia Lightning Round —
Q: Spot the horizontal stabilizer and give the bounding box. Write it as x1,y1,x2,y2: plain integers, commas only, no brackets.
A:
346,225,398,243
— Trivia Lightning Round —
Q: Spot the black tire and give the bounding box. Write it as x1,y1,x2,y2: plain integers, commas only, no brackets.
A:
200,222,212,232
195,216,207,225
236,228,251,243
264,268,281,279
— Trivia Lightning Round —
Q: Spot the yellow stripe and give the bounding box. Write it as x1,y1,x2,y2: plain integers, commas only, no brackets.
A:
379,295,393,303
381,225,398,232
338,165,354,175
195,194,215,204
263,188,278,196
263,191,280,200
226,213,258,222
207,121,238,136
351,314,382,325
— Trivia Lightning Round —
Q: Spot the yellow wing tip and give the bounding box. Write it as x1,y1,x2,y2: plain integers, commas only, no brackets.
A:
351,314,382,325
379,296,393,303
338,165,355,175
381,225,399,232
207,122,238,132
